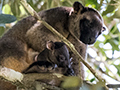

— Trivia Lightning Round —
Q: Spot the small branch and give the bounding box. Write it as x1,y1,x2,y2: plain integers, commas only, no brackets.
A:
98,0,104,10
107,84,120,88
88,57,120,81
19,0,41,20
104,62,120,81
20,0,105,82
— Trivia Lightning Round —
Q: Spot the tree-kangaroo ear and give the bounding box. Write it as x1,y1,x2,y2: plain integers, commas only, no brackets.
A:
46,41,55,50
73,1,84,14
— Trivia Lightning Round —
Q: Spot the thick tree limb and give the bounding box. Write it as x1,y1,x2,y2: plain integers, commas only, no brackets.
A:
20,0,105,82
1,66,116,89
0,66,65,90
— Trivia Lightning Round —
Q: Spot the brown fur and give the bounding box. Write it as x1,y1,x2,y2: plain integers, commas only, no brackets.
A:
0,2,105,89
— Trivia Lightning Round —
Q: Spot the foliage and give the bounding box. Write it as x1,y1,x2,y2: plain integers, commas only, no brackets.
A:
61,76,82,89
1,0,120,89
0,14,16,24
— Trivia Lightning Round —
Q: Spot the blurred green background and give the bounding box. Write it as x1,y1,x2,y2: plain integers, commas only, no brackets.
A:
1,0,120,86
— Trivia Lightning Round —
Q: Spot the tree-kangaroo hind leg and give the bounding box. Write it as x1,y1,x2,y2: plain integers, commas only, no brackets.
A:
0,37,38,90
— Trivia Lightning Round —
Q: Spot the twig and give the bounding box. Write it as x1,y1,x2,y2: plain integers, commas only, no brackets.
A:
104,62,120,81
98,0,104,10
107,84,120,88
20,0,105,82
88,57,120,81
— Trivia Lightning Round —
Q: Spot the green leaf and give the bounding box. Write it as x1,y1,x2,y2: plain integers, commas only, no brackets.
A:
93,81,107,90
85,0,98,9
0,27,5,36
62,1,72,7
94,40,102,47
61,76,82,89
80,81,107,90
109,39,119,51
109,24,119,35
114,64,120,76
85,0,97,5
0,14,16,24
47,0,52,8
2,4,11,14
94,41,106,57
111,6,120,19
10,0,21,17
90,78,95,82
102,0,118,16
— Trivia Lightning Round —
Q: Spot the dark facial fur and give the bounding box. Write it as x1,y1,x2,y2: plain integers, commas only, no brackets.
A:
36,41,70,67
80,10,105,44
72,2,106,44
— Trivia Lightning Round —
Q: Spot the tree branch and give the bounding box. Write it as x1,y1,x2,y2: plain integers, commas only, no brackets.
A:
107,84,120,88
0,66,116,89
0,66,65,89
